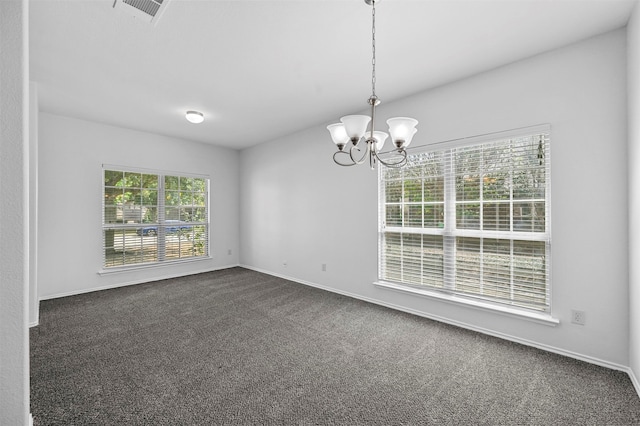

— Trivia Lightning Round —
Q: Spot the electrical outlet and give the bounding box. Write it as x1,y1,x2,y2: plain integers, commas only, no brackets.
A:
571,310,586,325
227,249,232,255
322,263,327,272
283,262,287,268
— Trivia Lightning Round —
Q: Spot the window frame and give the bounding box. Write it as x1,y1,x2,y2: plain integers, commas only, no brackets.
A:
376,125,554,322
101,165,211,271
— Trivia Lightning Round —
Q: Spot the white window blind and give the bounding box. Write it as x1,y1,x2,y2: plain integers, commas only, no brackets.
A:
103,168,209,268
379,128,550,312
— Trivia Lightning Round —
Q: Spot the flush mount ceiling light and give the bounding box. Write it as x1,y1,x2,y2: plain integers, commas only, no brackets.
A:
185,110,204,124
327,0,418,169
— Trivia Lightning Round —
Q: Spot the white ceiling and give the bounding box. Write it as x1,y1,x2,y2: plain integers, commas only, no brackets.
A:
30,0,637,150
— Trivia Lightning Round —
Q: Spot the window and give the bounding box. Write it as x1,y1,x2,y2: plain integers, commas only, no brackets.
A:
103,167,209,268
379,127,550,313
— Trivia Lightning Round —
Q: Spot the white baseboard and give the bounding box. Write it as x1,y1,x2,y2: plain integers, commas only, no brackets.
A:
39,263,240,301
628,367,640,397
240,264,633,376
30,299,39,328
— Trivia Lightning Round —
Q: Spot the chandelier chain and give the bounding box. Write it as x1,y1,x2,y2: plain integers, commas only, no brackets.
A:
371,0,376,98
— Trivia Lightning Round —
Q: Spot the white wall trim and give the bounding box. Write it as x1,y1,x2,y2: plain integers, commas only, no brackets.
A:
374,280,559,327
39,264,240,301
628,367,640,399
29,81,39,330
241,264,632,375
97,256,214,276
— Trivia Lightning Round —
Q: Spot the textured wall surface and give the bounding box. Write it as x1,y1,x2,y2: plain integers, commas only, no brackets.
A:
0,0,30,424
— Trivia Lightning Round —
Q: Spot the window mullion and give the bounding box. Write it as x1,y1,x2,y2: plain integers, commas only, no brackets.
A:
510,239,515,302
479,145,484,296
480,145,484,232
400,171,404,282
444,149,455,291
421,169,425,286
157,175,166,261
509,139,515,301
509,138,514,233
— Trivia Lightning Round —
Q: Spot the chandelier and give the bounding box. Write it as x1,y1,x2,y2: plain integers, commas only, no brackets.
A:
327,0,418,169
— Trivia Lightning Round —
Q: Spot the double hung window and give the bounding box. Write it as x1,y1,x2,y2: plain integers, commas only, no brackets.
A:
103,167,209,268
379,128,550,313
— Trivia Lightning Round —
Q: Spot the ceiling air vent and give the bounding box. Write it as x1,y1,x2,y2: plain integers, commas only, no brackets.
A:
113,0,170,25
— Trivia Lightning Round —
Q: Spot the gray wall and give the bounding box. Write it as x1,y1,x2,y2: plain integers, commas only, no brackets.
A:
37,113,241,299
628,2,640,391
30,82,39,327
240,29,630,367
0,0,30,423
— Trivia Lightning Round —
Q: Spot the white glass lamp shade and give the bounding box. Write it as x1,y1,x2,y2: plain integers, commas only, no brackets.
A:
370,131,388,151
327,123,350,150
387,117,418,148
185,110,204,124
340,115,371,144
403,129,418,148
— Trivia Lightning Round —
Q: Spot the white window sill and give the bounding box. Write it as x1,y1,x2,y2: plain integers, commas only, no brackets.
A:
373,280,559,326
98,256,212,275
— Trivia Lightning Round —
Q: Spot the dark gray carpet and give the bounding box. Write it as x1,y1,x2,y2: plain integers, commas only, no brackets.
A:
31,267,640,425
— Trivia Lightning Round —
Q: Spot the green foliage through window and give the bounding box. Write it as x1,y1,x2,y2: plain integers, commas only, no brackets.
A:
379,131,550,312
103,168,209,268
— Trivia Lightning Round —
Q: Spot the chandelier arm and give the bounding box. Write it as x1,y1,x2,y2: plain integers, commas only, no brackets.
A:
374,148,408,168
333,150,357,167
349,143,370,165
